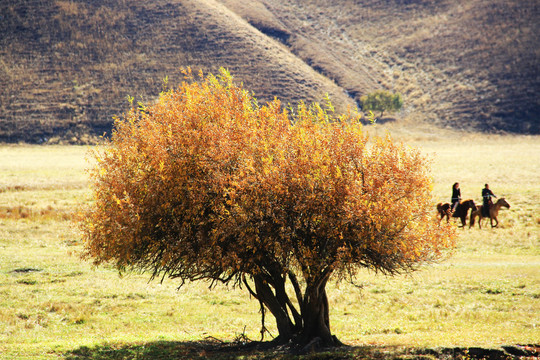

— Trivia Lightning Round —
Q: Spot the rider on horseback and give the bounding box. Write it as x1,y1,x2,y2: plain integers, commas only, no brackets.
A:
482,184,497,217
451,182,461,213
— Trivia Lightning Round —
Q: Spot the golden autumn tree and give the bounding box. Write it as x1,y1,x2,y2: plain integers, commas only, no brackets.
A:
80,69,455,349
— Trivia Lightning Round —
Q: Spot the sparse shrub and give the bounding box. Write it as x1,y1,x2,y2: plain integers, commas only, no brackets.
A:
360,90,403,118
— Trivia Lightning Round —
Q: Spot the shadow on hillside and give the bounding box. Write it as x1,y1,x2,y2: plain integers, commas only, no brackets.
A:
62,340,539,359
362,116,396,125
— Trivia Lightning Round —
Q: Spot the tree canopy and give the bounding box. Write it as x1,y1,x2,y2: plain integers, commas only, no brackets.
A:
360,90,403,119
80,69,454,349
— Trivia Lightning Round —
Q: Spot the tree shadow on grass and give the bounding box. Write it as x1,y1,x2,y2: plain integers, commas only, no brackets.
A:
63,340,539,360
62,340,411,360
63,340,244,360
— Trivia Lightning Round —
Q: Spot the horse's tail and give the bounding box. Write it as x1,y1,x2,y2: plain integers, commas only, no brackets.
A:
436,203,444,215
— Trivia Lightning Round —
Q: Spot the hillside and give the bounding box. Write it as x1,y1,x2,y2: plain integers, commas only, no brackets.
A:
0,0,538,143
229,0,539,133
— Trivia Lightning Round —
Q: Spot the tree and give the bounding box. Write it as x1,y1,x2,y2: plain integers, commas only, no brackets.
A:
360,90,403,119
80,69,454,350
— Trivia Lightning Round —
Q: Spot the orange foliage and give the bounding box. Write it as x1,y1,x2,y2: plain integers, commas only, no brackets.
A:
79,68,455,344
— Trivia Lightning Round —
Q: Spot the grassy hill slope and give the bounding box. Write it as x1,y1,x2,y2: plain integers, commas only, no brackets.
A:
223,0,539,133
0,0,538,143
0,0,354,143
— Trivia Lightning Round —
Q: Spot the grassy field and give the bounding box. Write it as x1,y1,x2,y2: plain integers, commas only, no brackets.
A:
0,134,539,359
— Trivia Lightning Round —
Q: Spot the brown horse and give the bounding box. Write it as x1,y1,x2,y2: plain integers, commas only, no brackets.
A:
437,199,477,227
470,198,510,229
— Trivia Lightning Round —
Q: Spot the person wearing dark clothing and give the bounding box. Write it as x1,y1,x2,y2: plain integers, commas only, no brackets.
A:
482,184,497,217
451,182,461,212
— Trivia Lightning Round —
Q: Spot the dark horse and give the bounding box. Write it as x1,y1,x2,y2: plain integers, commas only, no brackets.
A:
437,199,477,227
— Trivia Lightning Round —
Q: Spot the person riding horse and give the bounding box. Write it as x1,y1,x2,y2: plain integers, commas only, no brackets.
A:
451,182,461,213
482,184,497,217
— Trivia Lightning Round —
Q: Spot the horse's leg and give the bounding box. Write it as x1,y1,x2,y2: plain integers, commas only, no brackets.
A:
470,212,480,229
478,216,482,229
491,216,498,228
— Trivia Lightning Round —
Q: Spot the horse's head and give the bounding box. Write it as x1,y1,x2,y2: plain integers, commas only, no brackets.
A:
467,199,477,211
498,198,510,209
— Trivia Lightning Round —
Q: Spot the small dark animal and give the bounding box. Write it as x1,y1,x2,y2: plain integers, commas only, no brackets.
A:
437,199,477,227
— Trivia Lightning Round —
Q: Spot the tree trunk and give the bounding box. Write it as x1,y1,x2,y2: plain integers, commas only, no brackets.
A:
249,270,342,349
298,283,338,348
253,275,294,343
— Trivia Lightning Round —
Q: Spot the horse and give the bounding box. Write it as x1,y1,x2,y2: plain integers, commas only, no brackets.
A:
469,198,510,229
437,199,477,227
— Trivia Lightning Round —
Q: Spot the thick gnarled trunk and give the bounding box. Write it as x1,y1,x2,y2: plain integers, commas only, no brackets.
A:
299,285,334,346
248,270,341,349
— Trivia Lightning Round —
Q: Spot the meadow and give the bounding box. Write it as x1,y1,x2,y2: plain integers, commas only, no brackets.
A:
0,132,539,359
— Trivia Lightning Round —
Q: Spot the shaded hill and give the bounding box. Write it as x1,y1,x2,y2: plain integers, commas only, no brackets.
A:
0,0,538,143
227,0,539,133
